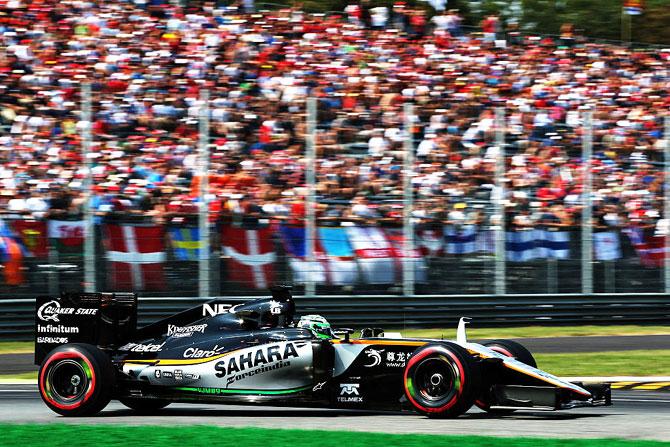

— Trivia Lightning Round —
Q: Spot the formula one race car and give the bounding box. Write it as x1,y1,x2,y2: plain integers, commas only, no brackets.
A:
35,287,611,417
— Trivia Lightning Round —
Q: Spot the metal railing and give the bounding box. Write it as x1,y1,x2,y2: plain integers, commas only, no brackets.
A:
4,292,670,339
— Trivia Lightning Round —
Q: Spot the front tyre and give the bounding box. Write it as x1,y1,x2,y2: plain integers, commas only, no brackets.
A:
404,342,481,418
39,343,115,417
119,397,170,414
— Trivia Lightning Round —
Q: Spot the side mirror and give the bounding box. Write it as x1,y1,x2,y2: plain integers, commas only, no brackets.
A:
333,328,355,343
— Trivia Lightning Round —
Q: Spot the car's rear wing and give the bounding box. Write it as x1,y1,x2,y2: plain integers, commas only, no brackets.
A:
35,292,137,365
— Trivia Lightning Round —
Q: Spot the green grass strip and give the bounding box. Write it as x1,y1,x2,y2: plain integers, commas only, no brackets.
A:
0,425,668,447
535,350,670,376
400,325,670,340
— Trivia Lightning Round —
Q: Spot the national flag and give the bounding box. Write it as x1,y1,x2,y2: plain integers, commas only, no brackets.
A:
535,230,570,259
103,224,166,291
626,228,664,268
221,225,276,289
0,220,24,285
416,228,444,257
506,230,539,262
506,229,570,262
169,226,201,261
318,227,359,286
48,220,85,253
10,219,48,258
279,225,327,285
384,228,427,282
345,226,395,284
594,231,621,261
445,225,477,255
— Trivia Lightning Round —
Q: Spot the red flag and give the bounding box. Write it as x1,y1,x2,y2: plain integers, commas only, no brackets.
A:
11,220,48,258
221,225,276,289
104,224,166,291
628,228,664,268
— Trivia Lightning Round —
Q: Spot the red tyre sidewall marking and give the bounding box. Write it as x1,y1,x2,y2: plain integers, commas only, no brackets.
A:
474,345,513,409
404,347,465,413
40,350,96,410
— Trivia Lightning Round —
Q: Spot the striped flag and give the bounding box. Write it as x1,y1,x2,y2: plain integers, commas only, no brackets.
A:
103,224,166,291
445,225,477,255
626,228,664,268
594,231,621,261
384,228,427,283
279,225,327,285
222,225,276,289
345,226,396,284
169,226,201,261
318,227,359,286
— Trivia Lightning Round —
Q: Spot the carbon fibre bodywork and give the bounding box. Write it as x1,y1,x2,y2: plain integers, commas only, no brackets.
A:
35,288,611,414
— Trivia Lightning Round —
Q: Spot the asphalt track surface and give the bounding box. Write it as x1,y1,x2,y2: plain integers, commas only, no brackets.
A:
3,335,670,375
1,385,669,441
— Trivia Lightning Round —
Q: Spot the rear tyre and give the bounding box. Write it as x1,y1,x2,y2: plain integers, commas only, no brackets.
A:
119,397,170,413
403,342,481,418
39,343,115,417
475,339,536,414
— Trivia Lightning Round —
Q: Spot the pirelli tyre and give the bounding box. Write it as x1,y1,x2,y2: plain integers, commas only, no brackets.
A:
403,342,481,418
119,397,170,414
475,339,537,414
39,343,115,417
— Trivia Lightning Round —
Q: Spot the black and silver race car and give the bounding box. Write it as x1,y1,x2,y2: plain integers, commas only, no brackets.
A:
35,287,610,417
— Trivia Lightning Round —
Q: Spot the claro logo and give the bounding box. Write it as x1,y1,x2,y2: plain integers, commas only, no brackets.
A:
37,300,97,322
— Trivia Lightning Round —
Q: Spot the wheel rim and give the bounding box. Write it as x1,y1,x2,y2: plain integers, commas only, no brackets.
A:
47,359,89,405
414,356,459,404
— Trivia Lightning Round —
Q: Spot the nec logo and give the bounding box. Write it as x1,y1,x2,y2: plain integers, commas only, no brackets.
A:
339,383,360,396
202,303,232,317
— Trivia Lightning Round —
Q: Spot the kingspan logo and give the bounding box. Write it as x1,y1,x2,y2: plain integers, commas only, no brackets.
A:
167,324,207,338
214,342,301,387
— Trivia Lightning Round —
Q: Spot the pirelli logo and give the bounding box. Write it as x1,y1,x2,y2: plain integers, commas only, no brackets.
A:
611,382,670,391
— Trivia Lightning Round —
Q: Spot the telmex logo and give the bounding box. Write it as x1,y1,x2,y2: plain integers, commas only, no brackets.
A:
339,383,360,396
202,303,233,317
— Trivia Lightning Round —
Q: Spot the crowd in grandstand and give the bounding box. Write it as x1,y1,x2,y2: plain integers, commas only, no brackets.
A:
0,0,668,238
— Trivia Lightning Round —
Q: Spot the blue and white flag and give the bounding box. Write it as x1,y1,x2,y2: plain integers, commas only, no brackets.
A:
506,229,570,262
594,231,621,261
445,225,477,255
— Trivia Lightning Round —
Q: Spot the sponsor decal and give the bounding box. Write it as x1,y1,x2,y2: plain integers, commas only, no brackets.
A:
269,300,282,315
202,303,233,317
183,345,224,358
155,370,161,379
119,342,165,353
312,382,326,392
174,370,183,381
37,336,68,344
364,348,384,367
167,324,207,338
337,383,363,403
162,371,173,379
363,348,409,368
215,342,301,387
185,373,200,380
37,324,79,334
384,351,409,368
37,300,97,322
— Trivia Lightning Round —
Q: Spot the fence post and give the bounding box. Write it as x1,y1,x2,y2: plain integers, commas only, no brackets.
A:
664,116,670,293
81,83,95,293
403,103,415,297
198,89,210,298
582,110,594,295
494,107,506,296
305,97,317,298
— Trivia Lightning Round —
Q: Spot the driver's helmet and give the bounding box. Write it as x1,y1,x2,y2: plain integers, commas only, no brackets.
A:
297,314,335,340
